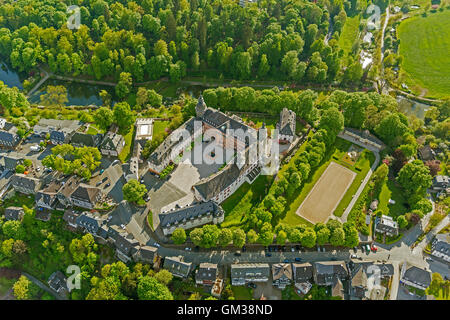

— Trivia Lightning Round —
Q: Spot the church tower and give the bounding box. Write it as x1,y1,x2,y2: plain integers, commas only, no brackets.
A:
196,95,207,118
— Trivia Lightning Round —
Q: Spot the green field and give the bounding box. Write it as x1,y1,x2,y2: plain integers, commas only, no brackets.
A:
339,15,361,58
397,10,450,99
378,179,409,218
220,175,273,228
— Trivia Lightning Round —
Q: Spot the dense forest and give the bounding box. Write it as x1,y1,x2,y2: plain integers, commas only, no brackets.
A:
0,0,387,85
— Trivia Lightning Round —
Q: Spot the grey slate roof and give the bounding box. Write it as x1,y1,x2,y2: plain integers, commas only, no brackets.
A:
231,263,270,279
292,263,313,283
432,233,450,257
272,263,293,282
314,261,348,285
71,132,103,147
63,209,80,225
277,108,296,136
196,263,218,283
115,233,140,256
133,245,158,263
48,271,68,295
401,263,432,288
11,174,41,193
163,256,192,277
4,206,24,221
159,201,224,228
70,184,101,203
100,132,124,151
76,212,105,234
193,163,250,201
432,175,449,189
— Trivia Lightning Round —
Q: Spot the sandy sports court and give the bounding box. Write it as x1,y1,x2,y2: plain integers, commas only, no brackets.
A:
296,161,356,224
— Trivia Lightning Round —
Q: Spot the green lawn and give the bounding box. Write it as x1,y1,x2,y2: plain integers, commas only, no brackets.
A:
231,286,254,300
118,127,135,163
378,179,408,218
281,137,351,227
2,192,35,208
338,15,361,58
333,150,375,217
85,126,99,135
397,10,450,99
0,277,16,296
220,175,273,228
153,120,170,140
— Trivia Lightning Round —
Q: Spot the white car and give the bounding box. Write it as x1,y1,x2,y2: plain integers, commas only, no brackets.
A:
154,243,161,248
350,254,358,259
185,247,192,251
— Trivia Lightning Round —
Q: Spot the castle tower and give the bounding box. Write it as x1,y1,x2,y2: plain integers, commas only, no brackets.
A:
196,95,207,118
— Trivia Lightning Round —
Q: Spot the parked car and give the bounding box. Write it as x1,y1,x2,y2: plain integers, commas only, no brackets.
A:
365,245,371,253
350,254,358,259
242,246,246,252
184,247,191,251
234,251,241,256
99,169,105,174
265,253,272,257
247,282,257,289
291,247,295,252
317,246,321,252
371,245,378,252
140,179,145,184
96,181,102,186
353,246,358,253
104,183,111,188
283,259,289,263
295,245,300,251
294,257,302,262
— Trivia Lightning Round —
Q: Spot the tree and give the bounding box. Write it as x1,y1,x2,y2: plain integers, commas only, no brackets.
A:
424,160,441,177
316,227,330,245
300,228,317,248
13,276,31,300
122,179,148,204
276,230,287,245
171,228,186,245
190,228,204,247
113,102,135,134
397,160,432,196
137,276,173,300
218,228,233,247
200,225,220,248
115,72,132,99
319,107,344,138
232,228,246,248
247,229,258,243
330,227,345,247
15,164,25,173
397,215,408,229
258,54,270,78
147,89,162,107
93,107,114,131
428,273,444,298
154,270,173,286
343,224,359,248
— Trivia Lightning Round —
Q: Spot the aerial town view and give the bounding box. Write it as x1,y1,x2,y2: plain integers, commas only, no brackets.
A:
0,0,448,309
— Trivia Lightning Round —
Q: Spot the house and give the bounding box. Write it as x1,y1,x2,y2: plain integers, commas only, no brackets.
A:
211,278,224,298
75,212,106,237
33,119,82,138
56,176,80,207
4,206,24,221
230,263,270,286
158,201,225,236
292,262,313,284
114,232,140,263
400,262,432,291
430,234,449,263
163,256,192,278
432,175,449,192
3,155,21,171
277,108,296,143
0,122,21,149
48,271,69,296
10,174,41,194
70,184,102,209
341,128,385,152
62,209,80,228
70,132,103,148
195,263,218,286
35,206,52,221
313,261,348,286
99,132,125,157
272,263,293,289
348,261,394,300
375,215,399,237
331,277,345,299
35,180,61,210
132,245,158,265
418,145,435,161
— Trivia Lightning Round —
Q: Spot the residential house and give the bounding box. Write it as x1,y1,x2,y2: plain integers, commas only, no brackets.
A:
417,145,435,161
135,118,153,141
313,261,349,286
158,201,225,236
10,174,41,194
113,231,140,263
276,108,296,143
399,262,432,291
272,263,293,289
56,176,79,207
163,256,192,278
432,175,449,192
62,209,80,228
48,271,69,297
35,206,52,221
230,263,270,286
430,234,449,263
0,122,21,149
33,119,82,139
3,155,21,171
70,132,103,148
211,278,224,298
99,132,125,157
196,263,218,286
132,245,158,265
292,262,313,284
70,184,102,209
331,277,345,300
375,215,399,237
75,212,107,237
4,206,24,221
